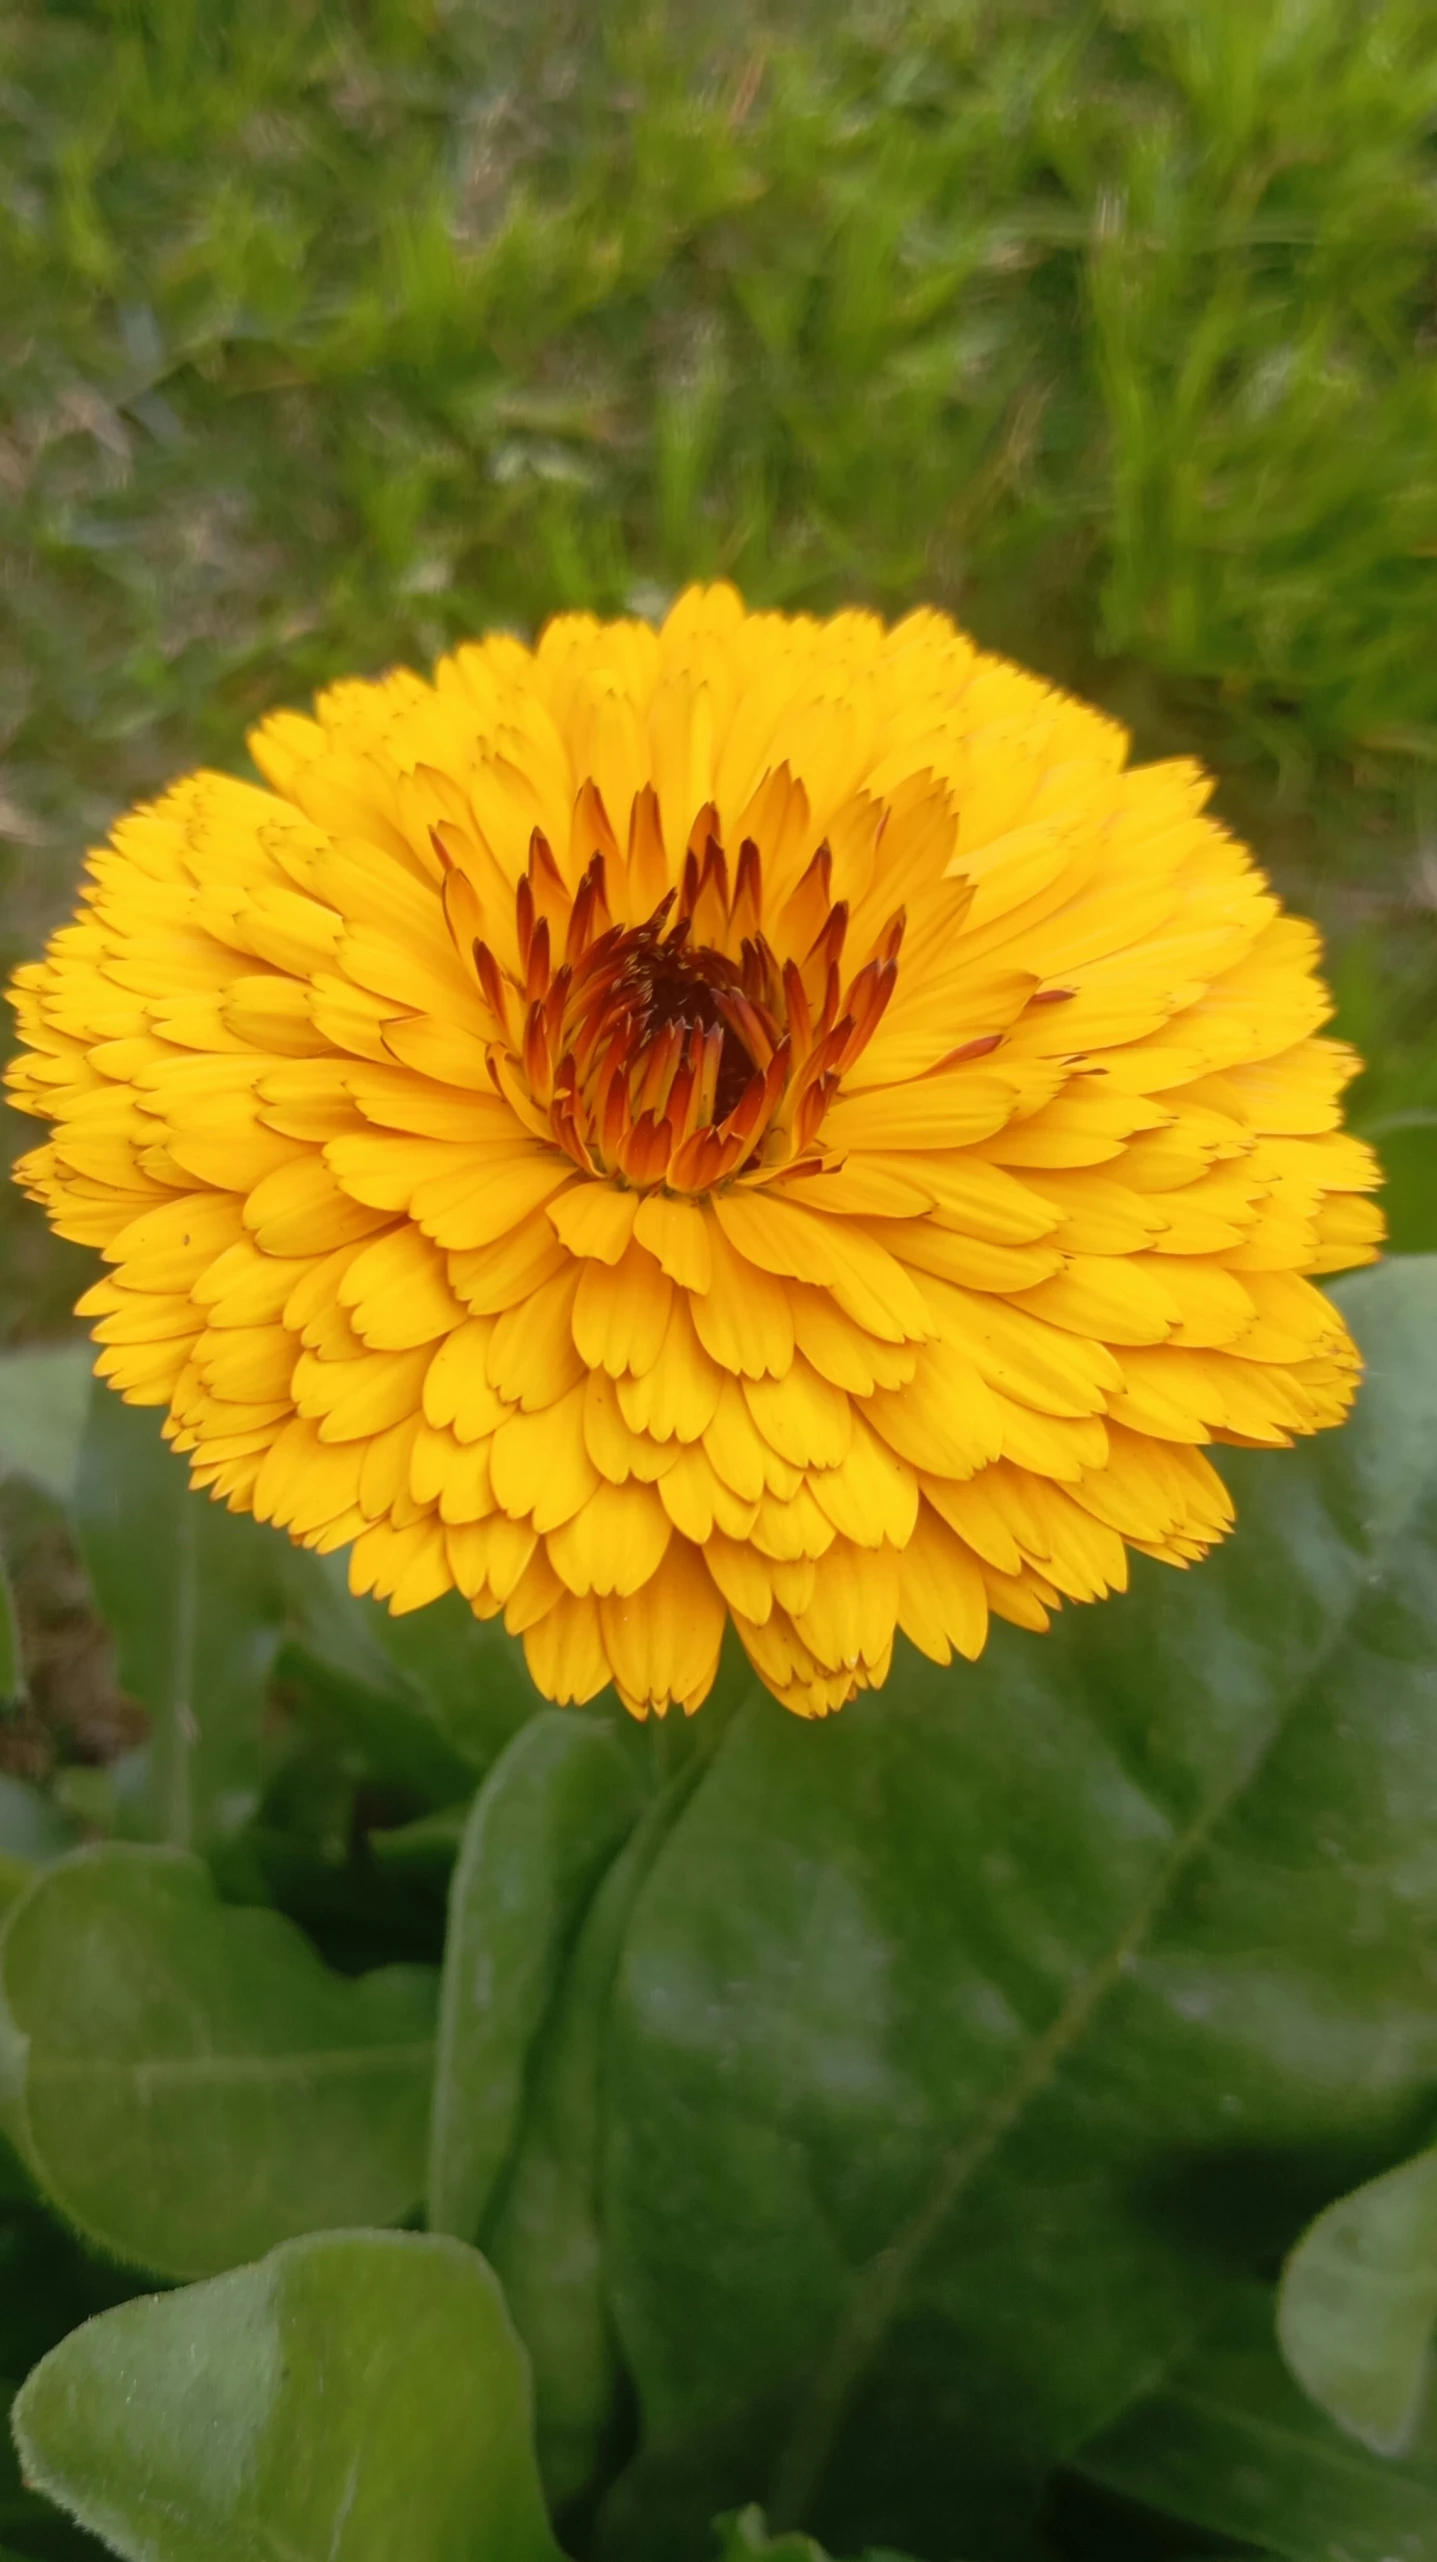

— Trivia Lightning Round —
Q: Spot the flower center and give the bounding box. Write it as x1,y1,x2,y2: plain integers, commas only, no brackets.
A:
444,798,905,1196
592,913,760,1125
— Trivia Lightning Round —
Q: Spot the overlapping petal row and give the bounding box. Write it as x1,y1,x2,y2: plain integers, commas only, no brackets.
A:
6,586,1383,1719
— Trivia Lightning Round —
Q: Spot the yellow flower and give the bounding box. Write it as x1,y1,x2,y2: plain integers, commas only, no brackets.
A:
6,587,1383,1719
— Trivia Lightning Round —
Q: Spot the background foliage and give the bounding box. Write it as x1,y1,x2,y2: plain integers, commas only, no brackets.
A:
1,1,1436,2556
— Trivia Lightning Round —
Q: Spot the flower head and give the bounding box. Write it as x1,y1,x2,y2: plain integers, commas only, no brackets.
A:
7,588,1383,1718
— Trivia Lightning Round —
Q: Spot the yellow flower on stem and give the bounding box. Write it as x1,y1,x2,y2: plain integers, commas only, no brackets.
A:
6,588,1383,1720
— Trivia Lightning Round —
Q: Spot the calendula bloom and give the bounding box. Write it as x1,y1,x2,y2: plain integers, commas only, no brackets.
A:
7,588,1382,1718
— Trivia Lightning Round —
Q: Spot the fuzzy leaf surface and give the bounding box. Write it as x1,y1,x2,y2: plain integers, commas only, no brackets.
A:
12,2229,564,2562
0,1848,436,2278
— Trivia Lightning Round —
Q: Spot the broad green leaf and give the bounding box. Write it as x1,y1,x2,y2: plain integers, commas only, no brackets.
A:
428,1711,645,2245
599,1258,1437,2561
489,1760,715,2510
1074,2283,1437,2561
73,1390,303,1851
0,1349,92,1507
1279,2145,1437,2455
0,1846,436,2278
12,2229,566,2562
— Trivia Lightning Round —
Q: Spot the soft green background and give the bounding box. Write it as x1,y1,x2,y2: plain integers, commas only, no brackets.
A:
3,0,1437,1343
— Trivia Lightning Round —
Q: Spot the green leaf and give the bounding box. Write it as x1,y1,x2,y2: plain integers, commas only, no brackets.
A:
599,1258,1437,2560
0,1351,92,1509
72,1390,304,1852
12,2228,566,2562
0,1846,436,2278
1279,2144,1437,2456
428,1710,645,2246
1073,2282,1437,2562
489,1757,715,2510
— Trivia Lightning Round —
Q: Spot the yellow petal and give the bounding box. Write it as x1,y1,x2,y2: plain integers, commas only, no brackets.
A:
360,1414,424,1519
246,1156,391,1256
583,1369,677,1485
742,1357,852,1470
487,1265,584,1411
895,1505,989,1664
193,1236,310,1327
810,1411,918,1548
522,1590,612,1707
702,1531,775,1623
447,1514,537,1607
599,1539,726,1716
790,1537,898,1670
656,1441,759,1544
821,1071,1017,1155
294,1343,430,1443
703,1375,782,1503
614,1290,723,1442
546,1478,672,1597
633,1192,713,1291
750,1482,836,1562
449,1215,570,1315
338,1223,465,1349
194,1325,295,1405
787,1285,916,1395
107,1191,247,1291
423,1319,505,1442
349,1517,450,1612
490,1381,598,1531
916,1275,1122,1417
547,1183,638,1264
690,1218,794,1379
865,1340,1003,1479
573,1240,673,1379
409,1423,496,1525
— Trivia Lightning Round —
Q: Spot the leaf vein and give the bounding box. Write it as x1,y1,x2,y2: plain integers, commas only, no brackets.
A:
766,1656,1347,2523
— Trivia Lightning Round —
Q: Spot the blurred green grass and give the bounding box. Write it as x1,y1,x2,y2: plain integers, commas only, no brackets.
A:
4,0,1437,1342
